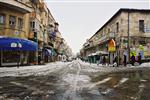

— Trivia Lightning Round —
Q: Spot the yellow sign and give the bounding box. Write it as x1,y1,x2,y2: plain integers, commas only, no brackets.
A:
108,47,116,52
108,39,116,52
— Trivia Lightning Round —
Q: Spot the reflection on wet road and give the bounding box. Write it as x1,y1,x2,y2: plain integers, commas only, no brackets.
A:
0,60,150,100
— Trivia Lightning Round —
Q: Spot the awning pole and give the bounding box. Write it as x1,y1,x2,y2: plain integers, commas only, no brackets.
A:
0,50,2,66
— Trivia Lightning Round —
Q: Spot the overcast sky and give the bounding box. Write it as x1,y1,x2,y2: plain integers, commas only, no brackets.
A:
45,0,149,54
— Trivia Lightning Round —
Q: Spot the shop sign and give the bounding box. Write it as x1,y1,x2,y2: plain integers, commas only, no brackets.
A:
11,43,17,47
144,46,150,57
130,45,150,58
18,43,22,48
108,39,116,52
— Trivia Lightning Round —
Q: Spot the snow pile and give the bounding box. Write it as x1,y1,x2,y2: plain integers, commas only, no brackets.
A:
139,62,150,67
0,62,69,77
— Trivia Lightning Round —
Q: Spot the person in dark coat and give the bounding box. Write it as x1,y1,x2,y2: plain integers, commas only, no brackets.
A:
113,56,118,67
123,55,127,66
137,53,142,65
102,56,106,65
130,53,135,66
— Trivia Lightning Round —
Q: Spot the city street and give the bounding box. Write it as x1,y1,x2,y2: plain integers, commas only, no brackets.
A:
0,0,150,100
0,60,150,100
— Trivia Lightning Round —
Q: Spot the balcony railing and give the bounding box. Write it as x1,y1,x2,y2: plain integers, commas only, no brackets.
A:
0,27,26,38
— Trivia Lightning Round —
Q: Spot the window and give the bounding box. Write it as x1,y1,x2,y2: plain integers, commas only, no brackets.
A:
30,21,35,31
18,18,23,29
30,21,40,31
0,14,5,24
9,16,16,28
116,22,119,33
139,20,144,32
108,28,110,33
139,40,146,45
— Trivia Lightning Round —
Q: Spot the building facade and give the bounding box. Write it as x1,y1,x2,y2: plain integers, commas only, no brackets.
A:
81,9,150,64
0,0,72,66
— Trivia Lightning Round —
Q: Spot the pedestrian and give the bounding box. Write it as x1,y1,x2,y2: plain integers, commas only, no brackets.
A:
123,55,127,66
130,53,135,66
38,55,41,64
97,56,101,65
102,56,106,65
137,53,142,65
17,52,20,68
113,56,118,67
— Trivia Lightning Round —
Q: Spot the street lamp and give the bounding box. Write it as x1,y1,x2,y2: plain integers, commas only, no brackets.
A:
17,41,22,68
42,28,46,64
127,11,130,63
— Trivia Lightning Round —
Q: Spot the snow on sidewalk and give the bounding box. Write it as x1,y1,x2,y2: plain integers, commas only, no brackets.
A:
80,61,150,74
0,61,69,77
0,60,150,77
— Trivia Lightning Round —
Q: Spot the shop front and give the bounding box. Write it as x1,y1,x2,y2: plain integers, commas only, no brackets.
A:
0,37,38,66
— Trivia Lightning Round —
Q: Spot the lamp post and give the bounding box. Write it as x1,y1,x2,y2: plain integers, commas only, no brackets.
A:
116,39,121,67
17,42,22,68
127,11,130,63
42,29,46,64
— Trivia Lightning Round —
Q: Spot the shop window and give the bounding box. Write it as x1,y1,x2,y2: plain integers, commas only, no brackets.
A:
9,16,16,28
18,18,23,30
139,20,145,32
2,51,19,63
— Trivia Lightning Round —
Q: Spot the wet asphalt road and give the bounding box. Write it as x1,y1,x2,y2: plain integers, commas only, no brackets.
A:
0,61,150,100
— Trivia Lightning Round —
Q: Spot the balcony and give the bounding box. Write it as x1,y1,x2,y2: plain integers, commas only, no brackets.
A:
0,0,32,13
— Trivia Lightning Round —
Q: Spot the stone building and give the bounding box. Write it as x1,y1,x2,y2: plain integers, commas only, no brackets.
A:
0,0,71,66
81,8,150,64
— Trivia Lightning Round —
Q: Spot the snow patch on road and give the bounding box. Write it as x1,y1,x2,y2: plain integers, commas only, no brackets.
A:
139,62,150,67
114,78,129,88
62,74,91,86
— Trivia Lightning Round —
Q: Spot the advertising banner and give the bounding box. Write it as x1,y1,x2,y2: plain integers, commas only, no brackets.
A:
108,39,116,52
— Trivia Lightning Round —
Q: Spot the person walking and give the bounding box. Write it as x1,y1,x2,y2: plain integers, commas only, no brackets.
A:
137,53,142,65
17,52,20,68
123,55,127,66
113,56,118,67
102,56,106,65
130,53,135,66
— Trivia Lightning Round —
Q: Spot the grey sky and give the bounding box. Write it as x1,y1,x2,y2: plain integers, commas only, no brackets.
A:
46,0,149,54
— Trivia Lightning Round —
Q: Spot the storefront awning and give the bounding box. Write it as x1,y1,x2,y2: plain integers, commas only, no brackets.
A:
0,37,38,51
